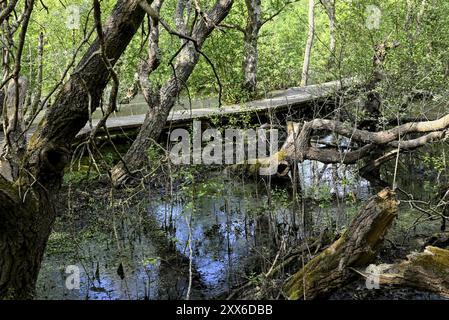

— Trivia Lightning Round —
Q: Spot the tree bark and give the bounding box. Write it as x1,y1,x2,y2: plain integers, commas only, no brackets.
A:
242,0,261,95
0,89,4,118
0,0,147,299
0,76,28,181
0,0,19,26
363,41,400,127
0,175,53,299
110,0,234,186
222,0,293,95
356,246,449,299
246,114,449,178
300,0,315,87
24,31,44,126
284,188,398,299
139,0,163,106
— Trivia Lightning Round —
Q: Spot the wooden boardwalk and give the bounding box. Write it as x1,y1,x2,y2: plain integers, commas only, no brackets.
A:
1,80,343,143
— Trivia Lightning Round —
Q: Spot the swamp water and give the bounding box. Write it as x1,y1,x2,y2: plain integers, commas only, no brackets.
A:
35,157,443,300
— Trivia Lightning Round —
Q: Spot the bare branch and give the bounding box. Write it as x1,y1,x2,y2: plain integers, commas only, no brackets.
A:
0,0,19,26
260,0,298,27
219,22,245,33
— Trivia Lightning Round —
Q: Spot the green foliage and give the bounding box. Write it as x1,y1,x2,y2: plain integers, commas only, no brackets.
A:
63,167,101,184
307,184,333,208
14,0,449,111
423,152,447,176
146,144,165,167
46,232,77,255
142,257,160,267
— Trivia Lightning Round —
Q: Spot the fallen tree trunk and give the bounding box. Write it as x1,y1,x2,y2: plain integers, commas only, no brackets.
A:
244,114,449,178
356,246,449,299
284,188,398,300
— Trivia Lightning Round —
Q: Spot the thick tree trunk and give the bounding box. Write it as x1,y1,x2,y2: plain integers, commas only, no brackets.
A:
300,0,315,87
364,41,400,127
110,0,234,186
242,0,261,94
0,176,54,299
284,188,398,299
0,0,146,300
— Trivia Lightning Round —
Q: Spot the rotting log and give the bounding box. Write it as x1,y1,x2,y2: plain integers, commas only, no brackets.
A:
356,246,449,299
284,188,398,300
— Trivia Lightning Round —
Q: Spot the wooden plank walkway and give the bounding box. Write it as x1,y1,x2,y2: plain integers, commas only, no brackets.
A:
0,80,343,144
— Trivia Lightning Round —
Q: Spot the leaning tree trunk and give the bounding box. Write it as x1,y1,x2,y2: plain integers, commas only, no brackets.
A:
242,0,261,95
110,0,234,186
0,0,146,300
109,43,202,186
284,188,398,299
300,0,315,87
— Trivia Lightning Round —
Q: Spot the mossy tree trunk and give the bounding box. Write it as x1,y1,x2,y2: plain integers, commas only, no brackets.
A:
284,188,398,300
359,246,449,298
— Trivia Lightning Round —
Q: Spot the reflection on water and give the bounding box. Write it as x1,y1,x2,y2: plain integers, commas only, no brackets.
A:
36,160,371,300
152,200,255,298
299,160,371,200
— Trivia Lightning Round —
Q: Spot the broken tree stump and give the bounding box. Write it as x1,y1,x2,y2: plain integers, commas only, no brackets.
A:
360,246,449,299
284,188,398,300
